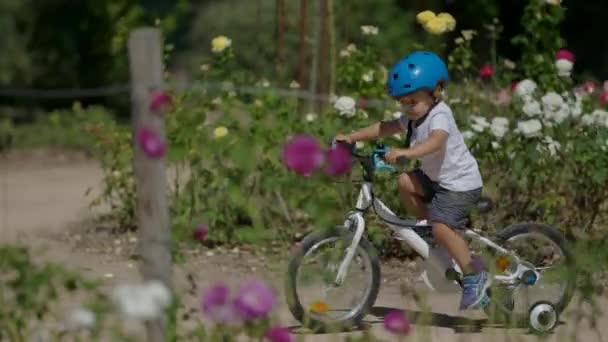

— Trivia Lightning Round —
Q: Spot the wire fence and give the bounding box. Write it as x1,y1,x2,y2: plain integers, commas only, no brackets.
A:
0,79,401,111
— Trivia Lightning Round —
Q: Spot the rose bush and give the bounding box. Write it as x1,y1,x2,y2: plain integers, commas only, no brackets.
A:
87,1,608,256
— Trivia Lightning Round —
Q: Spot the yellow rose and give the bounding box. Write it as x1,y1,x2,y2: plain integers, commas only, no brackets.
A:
437,13,456,31
211,36,232,53
424,17,448,35
213,126,229,138
416,10,436,25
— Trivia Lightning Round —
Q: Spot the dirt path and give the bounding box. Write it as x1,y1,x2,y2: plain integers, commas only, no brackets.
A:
0,151,604,342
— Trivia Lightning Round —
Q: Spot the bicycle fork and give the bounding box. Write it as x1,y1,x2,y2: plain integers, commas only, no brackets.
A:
334,213,366,286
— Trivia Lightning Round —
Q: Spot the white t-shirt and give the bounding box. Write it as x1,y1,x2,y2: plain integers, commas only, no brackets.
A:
399,101,483,192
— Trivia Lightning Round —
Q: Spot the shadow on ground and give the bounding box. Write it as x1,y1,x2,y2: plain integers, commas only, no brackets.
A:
288,305,564,335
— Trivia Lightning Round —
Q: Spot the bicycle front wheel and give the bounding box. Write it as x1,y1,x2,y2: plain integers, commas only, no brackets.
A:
284,226,381,332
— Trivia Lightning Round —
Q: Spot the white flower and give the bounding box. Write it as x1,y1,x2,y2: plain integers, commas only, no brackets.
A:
339,49,351,57
362,70,375,83
515,79,537,97
581,114,595,126
448,97,462,104
546,0,561,5
491,141,500,150
556,59,573,77
346,43,357,52
334,96,357,117
461,30,476,40
516,119,543,137
503,59,516,70
254,99,263,107
569,95,583,117
490,117,509,139
522,100,543,116
361,25,379,35
471,115,490,127
64,308,96,330
462,130,475,140
541,92,564,110
544,104,570,124
211,97,222,105
289,80,300,89
305,112,317,122
471,124,484,132
543,136,561,156
259,79,270,88
392,111,403,119
589,109,608,127
111,281,172,321
355,141,365,149
470,115,490,132
200,64,211,72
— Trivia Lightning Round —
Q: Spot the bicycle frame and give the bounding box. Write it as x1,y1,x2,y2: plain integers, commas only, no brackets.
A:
334,181,533,287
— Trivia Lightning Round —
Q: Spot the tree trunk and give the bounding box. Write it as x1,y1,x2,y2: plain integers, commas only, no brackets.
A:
275,0,287,80
327,0,336,97
297,0,308,89
318,0,329,101
307,0,322,113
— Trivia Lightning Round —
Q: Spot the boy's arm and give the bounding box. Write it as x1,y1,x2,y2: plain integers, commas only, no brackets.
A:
404,129,448,159
348,119,402,142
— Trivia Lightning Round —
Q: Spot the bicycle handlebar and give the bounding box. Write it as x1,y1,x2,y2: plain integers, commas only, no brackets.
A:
331,139,408,174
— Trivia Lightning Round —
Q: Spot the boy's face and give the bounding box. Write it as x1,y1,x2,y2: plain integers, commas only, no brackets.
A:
398,90,434,120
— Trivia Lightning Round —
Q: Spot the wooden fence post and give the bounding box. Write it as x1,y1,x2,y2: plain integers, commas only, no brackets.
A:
127,27,172,341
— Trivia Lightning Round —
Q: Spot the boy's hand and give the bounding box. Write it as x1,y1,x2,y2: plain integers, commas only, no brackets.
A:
334,134,353,144
384,148,409,164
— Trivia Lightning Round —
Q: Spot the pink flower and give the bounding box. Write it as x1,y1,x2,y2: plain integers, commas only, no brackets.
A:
356,97,369,109
510,80,519,92
384,310,411,335
599,90,608,106
555,48,575,63
584,81,597,94
264,327,293,342
233,279,275,320
201,283,239,324
495,89,512,105
324,144,352,176
281,135,325,177
137,127,167,159
149,90,172,112
479,64,495,78
193,224,208,242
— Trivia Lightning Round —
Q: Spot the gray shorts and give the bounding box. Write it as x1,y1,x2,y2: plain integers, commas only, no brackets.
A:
412,169,482,229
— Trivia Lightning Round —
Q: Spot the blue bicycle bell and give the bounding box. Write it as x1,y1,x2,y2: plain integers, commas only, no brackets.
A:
373,145,396,173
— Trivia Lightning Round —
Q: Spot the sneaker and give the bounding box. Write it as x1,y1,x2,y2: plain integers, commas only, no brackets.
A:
459,271,491,310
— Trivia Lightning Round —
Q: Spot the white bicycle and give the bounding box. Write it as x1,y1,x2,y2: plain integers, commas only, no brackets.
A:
284,142,575,334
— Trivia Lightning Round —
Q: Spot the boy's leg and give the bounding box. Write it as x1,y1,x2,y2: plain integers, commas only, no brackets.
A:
428,187,489,310
397,170,432,220
431,222,474,273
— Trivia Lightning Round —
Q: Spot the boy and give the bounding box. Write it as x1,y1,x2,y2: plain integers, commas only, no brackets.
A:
335,51,488,310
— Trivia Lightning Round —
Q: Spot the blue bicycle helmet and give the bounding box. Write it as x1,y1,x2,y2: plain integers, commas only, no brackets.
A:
386,51,449,99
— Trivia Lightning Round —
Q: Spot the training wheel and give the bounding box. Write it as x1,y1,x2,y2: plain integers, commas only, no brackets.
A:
528,301,558,334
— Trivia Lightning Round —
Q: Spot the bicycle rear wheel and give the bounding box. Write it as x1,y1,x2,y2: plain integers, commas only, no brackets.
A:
484,223,575,324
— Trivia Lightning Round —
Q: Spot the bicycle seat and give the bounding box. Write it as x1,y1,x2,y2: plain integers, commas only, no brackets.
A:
476,196,493,214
